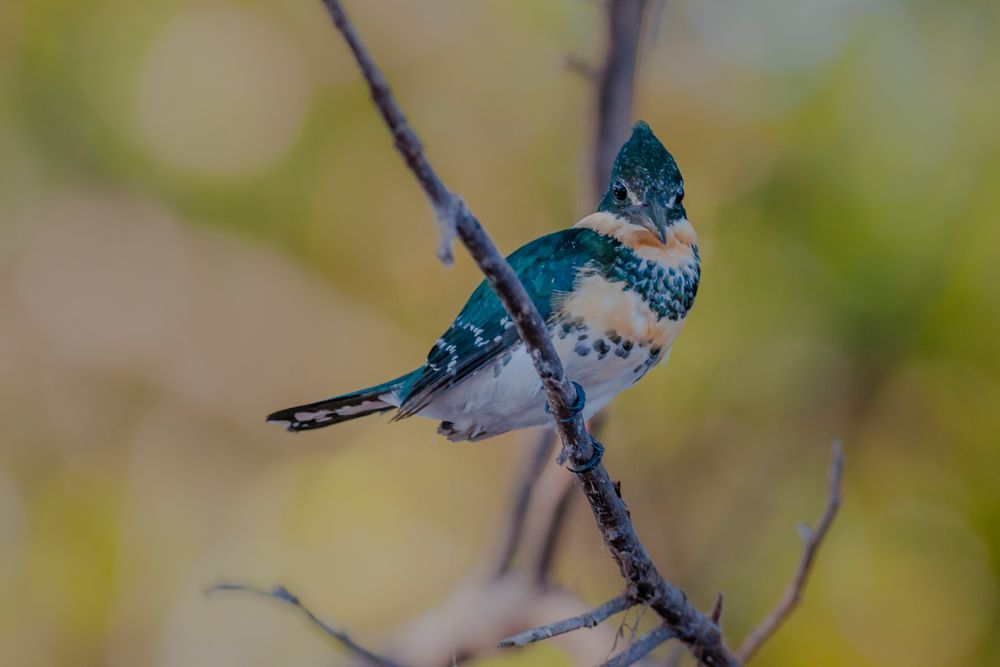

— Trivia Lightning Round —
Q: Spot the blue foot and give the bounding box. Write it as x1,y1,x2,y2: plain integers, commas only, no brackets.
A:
567,438,604,473
544,381,586,423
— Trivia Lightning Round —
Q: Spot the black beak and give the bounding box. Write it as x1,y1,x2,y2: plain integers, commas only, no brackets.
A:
638,203,668,243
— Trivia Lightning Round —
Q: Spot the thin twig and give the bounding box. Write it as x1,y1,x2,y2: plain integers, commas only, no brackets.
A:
709,592,724,624
318,1,456,264
645,0,668,50
497,593,634,648
205,582,405,667
599,625,675,667
615,603,647,653
535,479,576,583
736,441,845,662
495,429,558,576
319,2,739,665
593,0,649,198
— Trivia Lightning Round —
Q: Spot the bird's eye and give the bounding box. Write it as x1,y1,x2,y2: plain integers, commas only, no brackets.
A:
676,190,685,205
612,181,628,202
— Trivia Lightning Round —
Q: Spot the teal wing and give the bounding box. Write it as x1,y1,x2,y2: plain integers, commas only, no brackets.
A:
395,227,620,419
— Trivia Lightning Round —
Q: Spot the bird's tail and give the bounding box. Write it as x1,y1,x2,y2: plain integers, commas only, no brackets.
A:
266,373,411,433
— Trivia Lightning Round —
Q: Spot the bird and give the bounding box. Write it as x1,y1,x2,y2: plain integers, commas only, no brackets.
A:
267,121,699,443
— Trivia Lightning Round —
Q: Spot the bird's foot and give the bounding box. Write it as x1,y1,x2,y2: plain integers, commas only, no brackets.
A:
567,437,605,473
544,381,586,423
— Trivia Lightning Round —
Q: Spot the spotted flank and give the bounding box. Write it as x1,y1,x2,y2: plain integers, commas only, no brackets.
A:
266,120,700,443
390,227,620,421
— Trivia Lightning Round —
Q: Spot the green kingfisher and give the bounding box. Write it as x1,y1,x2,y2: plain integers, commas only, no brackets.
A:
268,121,698,442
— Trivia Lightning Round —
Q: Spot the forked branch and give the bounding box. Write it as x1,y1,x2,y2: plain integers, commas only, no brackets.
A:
498,594,634,648
217,2,845,665
736,441,845,661
317,0,737,664
206,582,404,667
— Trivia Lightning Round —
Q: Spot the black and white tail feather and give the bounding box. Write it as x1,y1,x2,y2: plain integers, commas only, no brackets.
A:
266,375,409,432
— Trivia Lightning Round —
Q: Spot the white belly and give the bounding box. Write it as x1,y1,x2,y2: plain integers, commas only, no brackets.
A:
414,327,672,442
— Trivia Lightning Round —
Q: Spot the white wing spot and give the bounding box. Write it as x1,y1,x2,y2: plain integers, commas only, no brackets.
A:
335,400,386,416
294,410,332,422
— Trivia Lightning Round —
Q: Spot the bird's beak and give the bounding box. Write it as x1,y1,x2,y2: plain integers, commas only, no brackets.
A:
638,203,668,243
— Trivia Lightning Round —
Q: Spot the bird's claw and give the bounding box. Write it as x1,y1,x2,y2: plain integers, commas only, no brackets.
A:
567,437,604,474
544,381,587,423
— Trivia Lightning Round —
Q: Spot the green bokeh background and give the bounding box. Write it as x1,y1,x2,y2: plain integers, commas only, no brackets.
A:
1,0,998,665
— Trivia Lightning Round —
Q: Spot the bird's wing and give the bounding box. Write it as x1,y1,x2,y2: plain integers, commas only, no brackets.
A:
394,227,619,419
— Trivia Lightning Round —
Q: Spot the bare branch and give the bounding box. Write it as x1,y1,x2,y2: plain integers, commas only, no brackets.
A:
593,0,649,198
709,592,724,624
318,1,456,264
318,2,739,665
535,478,576,583
206,582,405,667
495,429,558,576
390,574,629,665
736,441,845,662
599,625,675,667
318,0,591,460
497,593,634,648
646,0,668,50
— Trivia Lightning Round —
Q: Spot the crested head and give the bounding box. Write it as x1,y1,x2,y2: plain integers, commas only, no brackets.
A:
597,121,686,242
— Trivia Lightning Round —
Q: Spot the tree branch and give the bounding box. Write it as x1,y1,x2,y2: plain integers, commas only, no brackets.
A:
533,413,605,582
494,429,557,577
318,1,739,665
534,477,576,583
205,582,405,667
497,593,634,648
319,0,590,459
593,0,648,198
736,441,845,661
599,625,675,667
709,592,724,624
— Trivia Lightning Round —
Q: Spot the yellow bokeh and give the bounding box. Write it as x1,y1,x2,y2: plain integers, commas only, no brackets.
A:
1,0,998,666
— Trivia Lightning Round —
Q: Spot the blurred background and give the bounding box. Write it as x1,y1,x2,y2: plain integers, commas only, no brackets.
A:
2,0,999,665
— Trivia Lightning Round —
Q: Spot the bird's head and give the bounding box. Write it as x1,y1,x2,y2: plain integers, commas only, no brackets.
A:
597,121,685,243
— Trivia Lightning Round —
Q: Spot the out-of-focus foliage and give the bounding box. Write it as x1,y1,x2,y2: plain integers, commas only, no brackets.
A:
1,0,998,665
